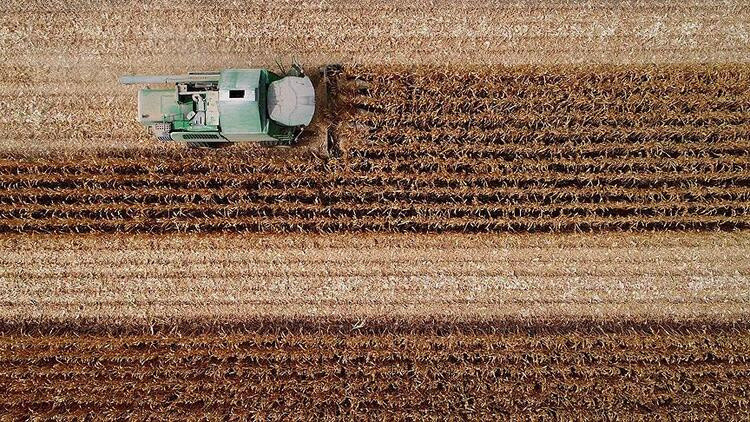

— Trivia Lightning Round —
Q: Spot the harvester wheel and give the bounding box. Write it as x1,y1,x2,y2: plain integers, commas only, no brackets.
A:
258,139,293,148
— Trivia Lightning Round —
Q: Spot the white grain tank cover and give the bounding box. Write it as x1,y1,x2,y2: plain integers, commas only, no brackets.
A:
267,76,315,126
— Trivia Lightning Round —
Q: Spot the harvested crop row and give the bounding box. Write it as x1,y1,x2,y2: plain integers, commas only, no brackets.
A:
0,64,748,233
0,319,748,419
2,232,746,321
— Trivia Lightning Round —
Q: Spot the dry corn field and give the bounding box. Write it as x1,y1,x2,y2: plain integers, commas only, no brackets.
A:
2,0,750,419
2,319,749,419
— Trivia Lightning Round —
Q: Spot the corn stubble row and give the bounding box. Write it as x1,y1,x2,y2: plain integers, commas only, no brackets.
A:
0,64,748,233
1,319,748,419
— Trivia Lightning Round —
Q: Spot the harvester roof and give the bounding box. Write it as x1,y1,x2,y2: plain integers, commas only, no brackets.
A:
217,69,265,135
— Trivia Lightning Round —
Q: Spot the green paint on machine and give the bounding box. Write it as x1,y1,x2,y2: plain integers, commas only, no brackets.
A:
119,67,316,147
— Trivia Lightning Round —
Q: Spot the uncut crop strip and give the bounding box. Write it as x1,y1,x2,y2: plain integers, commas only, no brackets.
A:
0,319,749,419
329,64,750,233
0,65,749,233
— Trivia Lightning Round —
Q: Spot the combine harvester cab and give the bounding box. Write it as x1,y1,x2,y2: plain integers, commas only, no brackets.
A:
119,67,315,148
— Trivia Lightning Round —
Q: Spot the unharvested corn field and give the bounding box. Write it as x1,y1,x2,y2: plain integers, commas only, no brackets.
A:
2,319,749,419
1,65,748,233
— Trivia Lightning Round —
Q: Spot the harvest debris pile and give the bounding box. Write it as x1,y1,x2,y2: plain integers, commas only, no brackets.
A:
1,319,748,419
1,65,748,233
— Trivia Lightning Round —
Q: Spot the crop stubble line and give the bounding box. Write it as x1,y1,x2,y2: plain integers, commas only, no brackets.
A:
5,288,746,303
5,258,740,269
6,273,746,288
1,217,746,235
2,250,744,264
8,296,747,306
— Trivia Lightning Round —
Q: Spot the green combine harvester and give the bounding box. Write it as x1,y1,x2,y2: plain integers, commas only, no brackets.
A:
119,65,317,148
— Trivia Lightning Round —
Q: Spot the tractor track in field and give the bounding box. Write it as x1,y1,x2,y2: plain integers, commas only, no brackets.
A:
0,65,748,233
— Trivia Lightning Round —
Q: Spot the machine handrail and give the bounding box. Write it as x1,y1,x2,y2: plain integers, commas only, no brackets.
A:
119,73,220,85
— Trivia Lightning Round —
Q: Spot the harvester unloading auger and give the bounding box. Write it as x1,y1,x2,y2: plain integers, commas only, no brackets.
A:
119,64,339,148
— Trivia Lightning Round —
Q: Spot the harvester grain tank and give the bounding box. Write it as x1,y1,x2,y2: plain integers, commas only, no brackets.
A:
119,66,315,147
